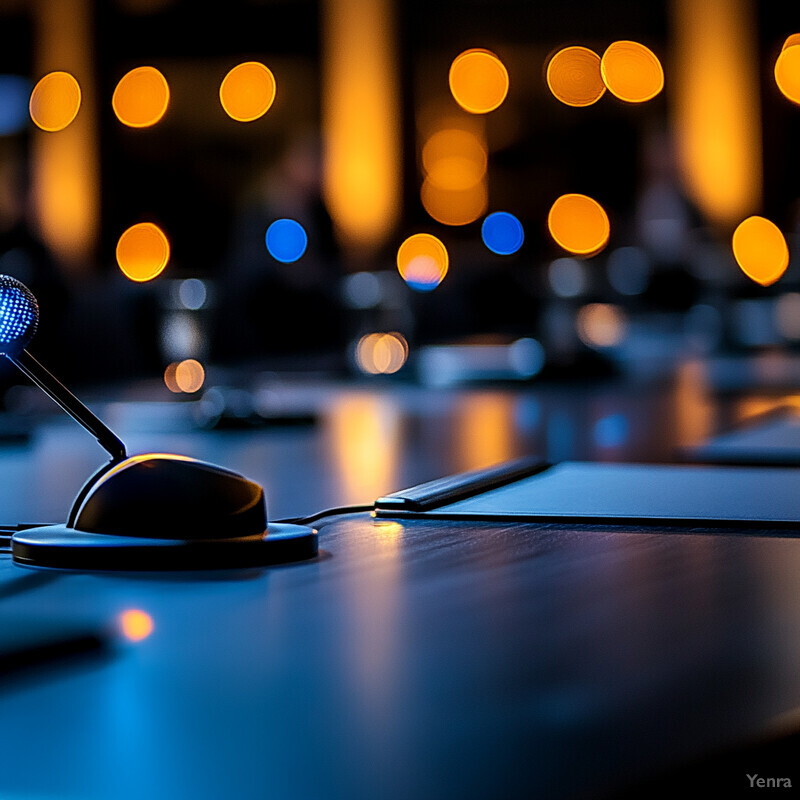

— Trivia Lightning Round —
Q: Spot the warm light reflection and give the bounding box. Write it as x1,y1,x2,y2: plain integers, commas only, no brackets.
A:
30,0,99,271
775,45,800,105
355,332,408,375
576,303,627,348
219,61,276,121
29,71,81,131
449,49,509,114
732,216,789,287
98,452,195,486
174,359,205,393
671,0,762,228
452,393,516,471
736,395,800,424
420,177,488,227
372,519,403,543
321,0,402,252
421,128,487,191
547,46,606,107
326,393,400,503
112,66,170,128
673,360,714,448
600,41,664,103
119,610,154,642
116,222,171,282
548,193,610,255
397,233,449,290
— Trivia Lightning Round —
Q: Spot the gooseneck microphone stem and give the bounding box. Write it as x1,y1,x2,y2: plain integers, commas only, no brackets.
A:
9,349,127,464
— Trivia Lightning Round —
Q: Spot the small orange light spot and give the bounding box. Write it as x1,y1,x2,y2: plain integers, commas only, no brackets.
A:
422,128,487,191
356,332,408,374
548,193,610,256
420,178,488,227
775,45,800,105
119,610,154,642
29,71,82,131
164,362,181,393
112,66,170,128
782,34,800,51
219,61,276,122
577,303,627,348
397,233,449,289
449,48,509,114
546,46,606,107
600,41,664,103
174,359,205,393
732,216,789,287
116,222,170,282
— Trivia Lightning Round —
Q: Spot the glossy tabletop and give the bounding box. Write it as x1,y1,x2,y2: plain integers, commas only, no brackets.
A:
1,358,799,799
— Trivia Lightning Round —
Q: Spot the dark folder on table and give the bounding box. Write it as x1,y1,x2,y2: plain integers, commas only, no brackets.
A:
681,406,800,466
375,456,800,530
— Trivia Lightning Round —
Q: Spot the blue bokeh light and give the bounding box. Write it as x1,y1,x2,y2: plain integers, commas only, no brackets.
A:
0,75,32,136
0,275,39,356
265,219,308,263
481,211,524,255
593,413,630,449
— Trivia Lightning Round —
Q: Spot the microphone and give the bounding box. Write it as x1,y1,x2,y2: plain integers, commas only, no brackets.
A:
0,275,127,463
0,274,317,570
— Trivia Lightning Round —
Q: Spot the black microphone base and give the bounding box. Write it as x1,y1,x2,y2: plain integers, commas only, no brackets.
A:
10,523,318,571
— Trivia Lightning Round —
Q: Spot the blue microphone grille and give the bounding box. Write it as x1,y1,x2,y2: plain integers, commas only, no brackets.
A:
0,275,39,356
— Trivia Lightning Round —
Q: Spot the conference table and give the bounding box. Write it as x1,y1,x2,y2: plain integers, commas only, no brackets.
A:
1,356,799,799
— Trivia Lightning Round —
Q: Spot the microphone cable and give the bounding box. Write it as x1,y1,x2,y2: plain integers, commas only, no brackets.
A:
1,503,378,555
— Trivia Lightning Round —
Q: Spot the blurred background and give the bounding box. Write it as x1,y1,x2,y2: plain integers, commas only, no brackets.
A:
1,0,800,507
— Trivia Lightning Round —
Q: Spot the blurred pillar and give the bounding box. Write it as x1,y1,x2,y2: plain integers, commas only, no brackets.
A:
670,0,762,230
31,0,99,272
321,0,402,261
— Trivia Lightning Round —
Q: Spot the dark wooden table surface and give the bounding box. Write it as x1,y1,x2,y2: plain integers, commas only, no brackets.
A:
1,356,799,799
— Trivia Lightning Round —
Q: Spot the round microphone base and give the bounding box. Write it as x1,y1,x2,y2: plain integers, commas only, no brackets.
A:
10,523,318,571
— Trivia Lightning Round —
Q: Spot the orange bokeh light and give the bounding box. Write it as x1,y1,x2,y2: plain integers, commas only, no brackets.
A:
548,193,610,256
119,609,154,642
546,46,606,107
29,71,82,132
164,362,180,393
449,48,509,114
356,332,408,375
219,61,276,122
577,303,627,348
783,34,800,51
775,45,800,105
116,222,171,282
422,128,487,191
112,66,170,128
174,359,205,393
600,41,664,103
397,233,449,289
732,215,789,287
420,178,488,227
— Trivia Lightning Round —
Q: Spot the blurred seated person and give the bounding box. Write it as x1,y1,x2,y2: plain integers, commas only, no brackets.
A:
634,126,704,313
212,132,346,367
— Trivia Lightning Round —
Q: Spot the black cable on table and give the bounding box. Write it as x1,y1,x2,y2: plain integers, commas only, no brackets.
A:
275,504,375,526
1,505,377,554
